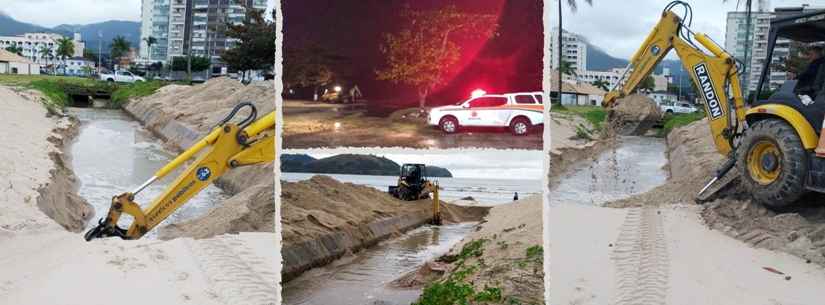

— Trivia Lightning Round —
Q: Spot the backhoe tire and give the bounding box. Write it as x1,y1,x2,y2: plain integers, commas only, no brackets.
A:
736,118,808,210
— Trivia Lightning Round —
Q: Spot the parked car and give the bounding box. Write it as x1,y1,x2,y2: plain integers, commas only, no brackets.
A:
99,70,145,83
428,91,544,135
659,101,698,114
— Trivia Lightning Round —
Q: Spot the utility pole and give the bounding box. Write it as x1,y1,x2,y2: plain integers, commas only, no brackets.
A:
557,0,563,105
98,30,102,75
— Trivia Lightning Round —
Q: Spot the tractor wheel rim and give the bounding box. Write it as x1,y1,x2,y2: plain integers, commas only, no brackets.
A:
515,122,527,134
747,140,782,185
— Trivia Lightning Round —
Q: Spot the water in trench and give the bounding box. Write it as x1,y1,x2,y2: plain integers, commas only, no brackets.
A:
283,223,477,305
67,107,228,238
551,136,669,206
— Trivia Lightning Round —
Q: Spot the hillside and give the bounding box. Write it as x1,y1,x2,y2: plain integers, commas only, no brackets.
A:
281,154,453,177
0,13,140,53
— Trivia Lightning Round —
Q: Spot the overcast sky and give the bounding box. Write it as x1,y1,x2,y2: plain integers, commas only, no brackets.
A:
0,0,277,27
552,0,818,59
285,149,544,180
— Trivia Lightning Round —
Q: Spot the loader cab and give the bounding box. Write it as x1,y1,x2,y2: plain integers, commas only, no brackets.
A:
752,9,825,131
400,163,427,185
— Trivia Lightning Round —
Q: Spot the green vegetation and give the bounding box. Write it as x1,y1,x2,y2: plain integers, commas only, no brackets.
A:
110,81,167,107
552,105,608,131
660,111,706,136
414,239,505,305
0,75,168,109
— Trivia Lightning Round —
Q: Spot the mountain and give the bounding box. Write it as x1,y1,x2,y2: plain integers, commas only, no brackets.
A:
280,154,453,177
583,40,692,91
0,12,48,35
0,13,140,54
54,21,141,52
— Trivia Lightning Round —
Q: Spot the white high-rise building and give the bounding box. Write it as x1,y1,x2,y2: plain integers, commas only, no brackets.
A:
140,0,267,70
549,27,588,78
724,3,823,92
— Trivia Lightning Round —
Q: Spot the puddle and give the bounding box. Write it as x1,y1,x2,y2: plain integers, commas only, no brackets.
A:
550,136,668,206
67,107,228,238
283,223,476,305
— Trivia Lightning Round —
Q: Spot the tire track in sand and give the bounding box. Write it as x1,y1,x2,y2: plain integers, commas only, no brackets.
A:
186,236,278,305
611,207,669,305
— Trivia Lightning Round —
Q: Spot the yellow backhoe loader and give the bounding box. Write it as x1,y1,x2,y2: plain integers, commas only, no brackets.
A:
84,102,276,241
603,1,825,209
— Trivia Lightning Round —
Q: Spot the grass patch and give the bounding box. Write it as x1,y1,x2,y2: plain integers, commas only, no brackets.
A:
111,81,166,108
552,105,607,131
660,112,706,137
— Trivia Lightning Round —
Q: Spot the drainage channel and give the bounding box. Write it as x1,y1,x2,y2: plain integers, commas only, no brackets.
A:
550,136,669,206
283,223,476,305
67,107,228,238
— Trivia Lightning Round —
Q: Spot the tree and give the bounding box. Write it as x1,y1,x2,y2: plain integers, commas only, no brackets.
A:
38,45,53,65
283,44,339,93
4,45,23,56
144,36,157,58
557,0,592,103
559,60,578,79
171,56,211,72
110,35,131,65
221,2,276,83
592,79,610,91
639,75,655,92
56,37,75,75
83,48,98,63
376,5,498,109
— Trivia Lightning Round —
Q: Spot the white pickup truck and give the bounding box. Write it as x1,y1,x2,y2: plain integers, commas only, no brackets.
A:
659,101,698,114
99,70,145,83
428,92,544,135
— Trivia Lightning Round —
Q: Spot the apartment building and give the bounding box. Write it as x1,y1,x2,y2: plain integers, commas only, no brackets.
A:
724,3,822,92
0,32,85,65
548,27,587,76
139,0,267,70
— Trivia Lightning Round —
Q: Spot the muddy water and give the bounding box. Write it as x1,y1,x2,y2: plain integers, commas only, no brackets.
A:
283,223,476,305
551,136,668,206
67,107,228,238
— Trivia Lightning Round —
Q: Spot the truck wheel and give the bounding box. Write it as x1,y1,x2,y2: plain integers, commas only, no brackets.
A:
510,117,530,136
439,117,459,134
736,118,808,210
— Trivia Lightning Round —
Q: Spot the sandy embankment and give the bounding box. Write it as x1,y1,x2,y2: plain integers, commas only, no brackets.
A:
0,85,277,305
280,175,489,281
120,78,277,239
550,119,825,305
400,195,543,304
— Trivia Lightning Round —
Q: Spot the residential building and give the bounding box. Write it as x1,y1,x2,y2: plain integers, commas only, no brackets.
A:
0,32,85,66
139,0,267,72
139,0,170,62
549,27,588,76
62,57,96,77
724,3,823,92
649,92,679,105
550,70,606,106
0,49,41,75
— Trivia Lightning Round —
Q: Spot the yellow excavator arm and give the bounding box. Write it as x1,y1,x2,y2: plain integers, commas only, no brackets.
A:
85,102,276,241
603,4,747,156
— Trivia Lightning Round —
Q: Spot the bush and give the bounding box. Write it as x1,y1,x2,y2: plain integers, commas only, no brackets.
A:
110,81,166,108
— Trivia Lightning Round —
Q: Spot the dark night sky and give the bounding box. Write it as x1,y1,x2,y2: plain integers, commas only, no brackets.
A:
284,0,542,109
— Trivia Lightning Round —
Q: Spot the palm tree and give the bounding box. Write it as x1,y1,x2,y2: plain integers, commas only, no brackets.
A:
38,45,52,66
557,0,592,103
143,36,157,59
5,45,23,56
111,36,131,67
592,79,610,91
56,37,75,75
559,60,578,79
